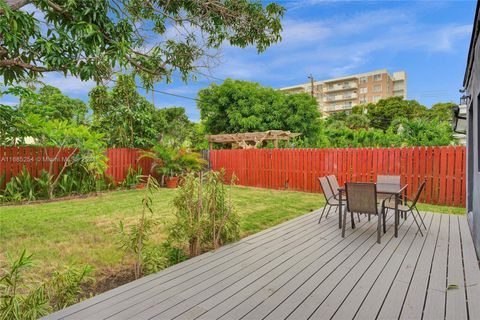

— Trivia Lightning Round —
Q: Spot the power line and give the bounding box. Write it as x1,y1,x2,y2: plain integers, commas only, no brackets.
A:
196,71,226,82
107,78,202,103
147,87,201,102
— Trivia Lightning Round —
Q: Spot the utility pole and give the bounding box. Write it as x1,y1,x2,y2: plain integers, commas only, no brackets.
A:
308,74,315,97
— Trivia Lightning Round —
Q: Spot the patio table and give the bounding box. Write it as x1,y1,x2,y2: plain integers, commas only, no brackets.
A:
337,183,408,238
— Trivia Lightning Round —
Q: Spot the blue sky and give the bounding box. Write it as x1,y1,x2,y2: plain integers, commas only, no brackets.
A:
2,0,476,121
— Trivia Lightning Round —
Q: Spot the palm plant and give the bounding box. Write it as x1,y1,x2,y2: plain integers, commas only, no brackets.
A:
141,144,207,187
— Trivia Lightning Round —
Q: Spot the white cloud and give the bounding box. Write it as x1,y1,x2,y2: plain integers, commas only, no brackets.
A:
422,24,472,52
277,19,331,46
0,100,19,106
208,3,472,86
38,73,97,96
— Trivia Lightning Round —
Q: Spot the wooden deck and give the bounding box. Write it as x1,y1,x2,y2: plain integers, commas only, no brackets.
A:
44,210,480,320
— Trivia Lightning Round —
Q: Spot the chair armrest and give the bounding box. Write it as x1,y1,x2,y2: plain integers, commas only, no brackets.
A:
335,193,346,202
326,194,338,203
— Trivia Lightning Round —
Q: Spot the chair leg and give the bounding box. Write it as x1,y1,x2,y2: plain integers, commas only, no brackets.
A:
351,211,355,229
410,209,424,237
377,213,382,244
318,205,328,224
368,213,371,221
342,209,348,238
357,213,361,222
325,205,333,219
414,206,427,229
382,208,386,234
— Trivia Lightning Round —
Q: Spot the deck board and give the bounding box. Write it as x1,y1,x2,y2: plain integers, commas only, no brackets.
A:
423,213,450,319
446,215,468,320
376,212,439,320
306,214,415,320
43,211,480,320
350,213,433,320
221,216,379,320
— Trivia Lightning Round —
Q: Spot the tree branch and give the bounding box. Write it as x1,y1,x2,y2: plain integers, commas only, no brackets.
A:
0,58,62,73
4,0,31,11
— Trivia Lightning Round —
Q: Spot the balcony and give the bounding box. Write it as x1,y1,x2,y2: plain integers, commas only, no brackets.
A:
323,82,358,92
323,92,358,102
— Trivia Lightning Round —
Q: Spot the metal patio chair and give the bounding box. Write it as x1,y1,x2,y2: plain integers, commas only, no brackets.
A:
384,180,427,236
376,175,403,215
343,182,386,244
377,175,401,185
326,175,341,199
318,176,342,223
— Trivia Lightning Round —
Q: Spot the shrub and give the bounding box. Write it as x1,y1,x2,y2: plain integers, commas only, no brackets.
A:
169,170,240,257
119,165,143,189
0,165,116,204
117,176,167,279
0,250,93,320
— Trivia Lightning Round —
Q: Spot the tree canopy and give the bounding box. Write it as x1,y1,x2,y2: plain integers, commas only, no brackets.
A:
197,79,321,141
89,74,157,148
0,79,459,150
363,96,427,131
0,0,284,87
152,106,206,149
320,97,457,148
19,85,87,124
427,102,456,122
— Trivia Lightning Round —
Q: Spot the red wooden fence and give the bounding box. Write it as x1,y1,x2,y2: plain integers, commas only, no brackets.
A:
0,147,154,187
0,146,467,207
0,146,77,187
104,148,154,182
210,147,467,207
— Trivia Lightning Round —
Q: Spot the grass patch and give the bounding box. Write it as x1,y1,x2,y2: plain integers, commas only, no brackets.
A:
416,202,465,215
0,186,323,283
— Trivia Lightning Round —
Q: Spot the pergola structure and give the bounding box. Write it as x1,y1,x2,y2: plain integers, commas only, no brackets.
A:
207,130,301,149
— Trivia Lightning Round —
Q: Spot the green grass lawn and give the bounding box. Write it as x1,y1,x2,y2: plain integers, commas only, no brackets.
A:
0,186,464,286
0,186,323,284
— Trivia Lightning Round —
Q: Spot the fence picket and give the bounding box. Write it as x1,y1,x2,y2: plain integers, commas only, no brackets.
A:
0,146,467,207
209,146,466,207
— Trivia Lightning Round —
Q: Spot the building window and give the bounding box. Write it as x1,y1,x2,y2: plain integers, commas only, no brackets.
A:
360,87,368,94
359,77,368,83
373,84,382,93
373,96,381,102
373,74,382,81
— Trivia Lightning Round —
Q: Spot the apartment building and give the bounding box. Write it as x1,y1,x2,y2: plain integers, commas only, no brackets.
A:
279,69,407,116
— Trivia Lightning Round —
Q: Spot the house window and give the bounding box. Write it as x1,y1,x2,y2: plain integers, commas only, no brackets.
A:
360,87,368,94
373,84,382,93
359,77,368,83
373,96,381,102
374,74,382,81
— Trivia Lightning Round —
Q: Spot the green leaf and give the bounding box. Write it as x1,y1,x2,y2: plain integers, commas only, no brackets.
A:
447,284,459,290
